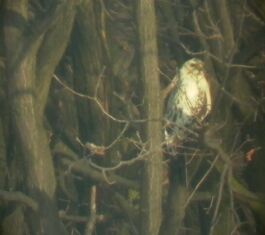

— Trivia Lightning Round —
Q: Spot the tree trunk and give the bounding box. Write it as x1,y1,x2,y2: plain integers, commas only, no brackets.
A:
4,1,75,234
137,1,163,235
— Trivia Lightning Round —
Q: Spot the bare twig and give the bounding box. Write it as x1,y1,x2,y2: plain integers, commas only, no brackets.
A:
184,155,219,208
210,163,229,230
106,122,129,149
59,210,107,224
88,146,148,172
76,122,129,156
161,74,179,101
85,186,97,235
53,73,127,123
179,42,256,69
53,73,153,124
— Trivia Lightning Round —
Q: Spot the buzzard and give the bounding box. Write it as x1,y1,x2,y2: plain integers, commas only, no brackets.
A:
165,58,212,145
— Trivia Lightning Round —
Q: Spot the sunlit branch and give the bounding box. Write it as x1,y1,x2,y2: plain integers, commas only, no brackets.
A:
53,73,156,124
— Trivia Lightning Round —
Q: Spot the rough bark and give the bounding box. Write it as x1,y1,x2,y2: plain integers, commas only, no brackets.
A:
137,1,163,235
73,0,108,145
4,1,76,234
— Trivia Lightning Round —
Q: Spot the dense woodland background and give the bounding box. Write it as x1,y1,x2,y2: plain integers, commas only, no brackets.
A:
0,0,265,235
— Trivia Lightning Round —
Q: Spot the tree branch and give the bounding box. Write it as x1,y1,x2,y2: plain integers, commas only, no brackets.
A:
0,190,38,211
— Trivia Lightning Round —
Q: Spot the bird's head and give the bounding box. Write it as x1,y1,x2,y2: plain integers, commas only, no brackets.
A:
180,58,205,79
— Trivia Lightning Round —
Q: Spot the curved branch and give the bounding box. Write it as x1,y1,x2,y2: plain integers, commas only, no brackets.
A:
0,190,38,211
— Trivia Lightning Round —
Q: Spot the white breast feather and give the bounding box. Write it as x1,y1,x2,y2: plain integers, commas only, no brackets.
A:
165,58,212,144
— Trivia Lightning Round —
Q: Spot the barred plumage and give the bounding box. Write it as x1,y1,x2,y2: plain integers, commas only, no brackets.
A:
165,58,212,145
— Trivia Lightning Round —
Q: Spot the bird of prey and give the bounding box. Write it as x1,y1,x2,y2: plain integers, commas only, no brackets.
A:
165,58,212,146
